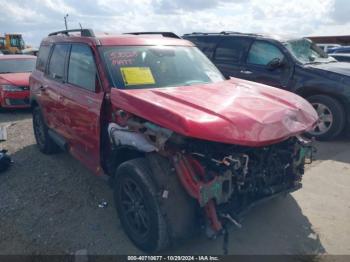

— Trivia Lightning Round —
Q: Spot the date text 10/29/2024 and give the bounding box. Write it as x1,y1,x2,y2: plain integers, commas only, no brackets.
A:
127,256,220,261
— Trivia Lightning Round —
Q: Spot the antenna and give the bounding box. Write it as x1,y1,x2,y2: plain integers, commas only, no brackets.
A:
64,14,69,30
79,23,83,29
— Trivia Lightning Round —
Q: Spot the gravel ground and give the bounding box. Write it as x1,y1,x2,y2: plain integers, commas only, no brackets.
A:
0,109,349,255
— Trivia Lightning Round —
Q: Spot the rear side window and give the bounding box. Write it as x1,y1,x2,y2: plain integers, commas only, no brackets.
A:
214,38,251,63
68,44,96,91
247,41,284,65
187,37,219,58
36,45,51,71
47,44,70,80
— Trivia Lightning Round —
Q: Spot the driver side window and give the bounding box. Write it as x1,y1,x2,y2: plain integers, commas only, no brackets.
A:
247,41,284,66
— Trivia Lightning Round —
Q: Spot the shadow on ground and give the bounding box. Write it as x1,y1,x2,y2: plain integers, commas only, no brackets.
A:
313,138,350,164
0,108,32,123
169,194,325,255
1,143,326,255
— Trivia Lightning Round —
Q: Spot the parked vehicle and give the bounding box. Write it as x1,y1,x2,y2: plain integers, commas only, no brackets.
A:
0,50,3,56
327,45,350,54
30,29,317,252
329,53,350,63
0,55,36,108
317,43,341,53
0,34,26,54
183,32,350,140
22,47,39,56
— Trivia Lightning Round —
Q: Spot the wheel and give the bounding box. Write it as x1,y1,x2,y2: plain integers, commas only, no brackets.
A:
32,106,60,154
114,158,169,252
307,95,346,140
113,156,197,252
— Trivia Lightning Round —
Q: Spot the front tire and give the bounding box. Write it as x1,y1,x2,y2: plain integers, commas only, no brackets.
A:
307,95,346,140
114,158,170,253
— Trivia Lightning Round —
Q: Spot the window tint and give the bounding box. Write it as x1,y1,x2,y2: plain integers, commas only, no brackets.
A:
68,44,96,91
247,41,284,65
48,44,70,80
36,45,51,71
214,38,250,63
188,37,218,58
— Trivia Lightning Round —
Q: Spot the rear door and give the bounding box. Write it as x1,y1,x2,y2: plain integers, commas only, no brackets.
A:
240,40,292,88
30,44,52,118
212,37,252,78
39,44,70,130
185,36,219,59
58,43,104,173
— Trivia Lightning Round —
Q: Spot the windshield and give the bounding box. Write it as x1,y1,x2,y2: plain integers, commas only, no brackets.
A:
101,46,225,89
10,36,25,49
0,58,36,73
284,38,336,64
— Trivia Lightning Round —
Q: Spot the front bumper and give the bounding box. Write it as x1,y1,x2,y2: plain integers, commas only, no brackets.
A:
0,90,30,108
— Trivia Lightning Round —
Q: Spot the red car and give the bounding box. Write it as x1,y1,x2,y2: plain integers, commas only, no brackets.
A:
0,55,36,109
30,29,318,252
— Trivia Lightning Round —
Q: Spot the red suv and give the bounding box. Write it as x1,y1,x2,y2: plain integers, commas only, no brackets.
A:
30,29,318,252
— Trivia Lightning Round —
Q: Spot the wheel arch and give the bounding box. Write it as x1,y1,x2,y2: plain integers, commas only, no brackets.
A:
295,86,348,119
106,145,145,177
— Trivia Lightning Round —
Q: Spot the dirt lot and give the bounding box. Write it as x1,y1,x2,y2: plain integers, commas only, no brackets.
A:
0,109,349,255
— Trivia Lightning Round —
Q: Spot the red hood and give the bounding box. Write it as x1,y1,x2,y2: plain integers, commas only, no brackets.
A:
0,73,30,86
110,78,318,147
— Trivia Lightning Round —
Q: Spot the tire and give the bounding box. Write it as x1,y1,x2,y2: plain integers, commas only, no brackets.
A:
32,106,60,154
307,95,346,140
113,156,197,252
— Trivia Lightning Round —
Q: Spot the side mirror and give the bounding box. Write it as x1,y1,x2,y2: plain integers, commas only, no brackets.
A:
267,58,284,70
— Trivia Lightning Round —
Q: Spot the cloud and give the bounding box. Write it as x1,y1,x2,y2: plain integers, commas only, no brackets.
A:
152,0,235,13
330,0,350,24
0,0,349,46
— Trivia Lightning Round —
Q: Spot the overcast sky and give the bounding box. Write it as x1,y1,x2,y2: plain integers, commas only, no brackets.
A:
0,0,349,47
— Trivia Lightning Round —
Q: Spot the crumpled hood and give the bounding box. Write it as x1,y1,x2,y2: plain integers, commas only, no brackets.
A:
307,62,350,77
0,73,30,86
110,78,318,147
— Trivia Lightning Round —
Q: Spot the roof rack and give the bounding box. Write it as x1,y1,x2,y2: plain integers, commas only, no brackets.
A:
48,29,95,37
183,31,261,37
124,32,181,39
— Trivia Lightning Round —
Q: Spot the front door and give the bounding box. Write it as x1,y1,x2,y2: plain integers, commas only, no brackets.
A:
240,40,292,89
58,43,104,173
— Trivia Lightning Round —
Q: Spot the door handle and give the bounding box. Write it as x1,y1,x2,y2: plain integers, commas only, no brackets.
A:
240,70,253,75
40,85,48,91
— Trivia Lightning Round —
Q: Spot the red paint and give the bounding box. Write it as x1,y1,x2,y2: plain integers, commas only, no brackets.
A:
0,73,31,109
31,33,318,178
204,200,223,232
110,78,318,147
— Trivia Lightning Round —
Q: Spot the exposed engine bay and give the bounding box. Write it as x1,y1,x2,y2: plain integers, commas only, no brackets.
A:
108,112,313,238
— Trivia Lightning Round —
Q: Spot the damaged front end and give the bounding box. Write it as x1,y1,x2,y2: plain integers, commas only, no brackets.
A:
108,114,314,239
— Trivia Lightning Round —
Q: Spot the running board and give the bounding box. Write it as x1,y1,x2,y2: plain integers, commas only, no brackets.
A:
48,129,68,151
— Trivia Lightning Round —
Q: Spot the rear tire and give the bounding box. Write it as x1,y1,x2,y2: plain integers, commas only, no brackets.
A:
307,95,346,140
32,106,60,154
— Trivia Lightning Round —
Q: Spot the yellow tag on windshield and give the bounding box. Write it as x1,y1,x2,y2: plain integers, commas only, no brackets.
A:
120,67,155,86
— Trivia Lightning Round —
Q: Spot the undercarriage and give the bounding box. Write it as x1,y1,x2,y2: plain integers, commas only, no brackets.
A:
170,136,312,235
108,115,314,249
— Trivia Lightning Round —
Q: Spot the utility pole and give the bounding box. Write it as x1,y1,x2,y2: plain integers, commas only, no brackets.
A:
64,14,69,30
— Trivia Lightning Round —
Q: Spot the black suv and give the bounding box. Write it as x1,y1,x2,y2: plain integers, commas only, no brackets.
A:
183,32,350,140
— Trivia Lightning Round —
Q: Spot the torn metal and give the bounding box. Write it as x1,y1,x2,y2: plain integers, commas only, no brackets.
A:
108,114,314,239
